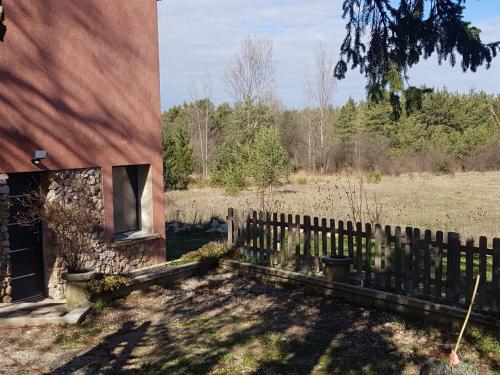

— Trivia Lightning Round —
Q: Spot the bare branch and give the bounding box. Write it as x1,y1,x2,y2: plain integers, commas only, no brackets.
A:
224,36,276,105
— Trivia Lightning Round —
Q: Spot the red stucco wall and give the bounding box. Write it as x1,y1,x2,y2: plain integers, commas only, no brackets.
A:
0,0,165,260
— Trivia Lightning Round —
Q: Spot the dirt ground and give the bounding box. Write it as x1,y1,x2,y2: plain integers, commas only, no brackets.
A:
0,269,498,375
166,171,500,240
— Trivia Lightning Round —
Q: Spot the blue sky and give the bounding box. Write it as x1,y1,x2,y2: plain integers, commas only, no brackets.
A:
157,0,500,111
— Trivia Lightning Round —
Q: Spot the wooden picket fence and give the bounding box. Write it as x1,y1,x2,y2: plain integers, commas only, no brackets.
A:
227,208,500,316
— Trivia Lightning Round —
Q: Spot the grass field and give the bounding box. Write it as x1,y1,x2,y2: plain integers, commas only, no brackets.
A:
165,171,500,241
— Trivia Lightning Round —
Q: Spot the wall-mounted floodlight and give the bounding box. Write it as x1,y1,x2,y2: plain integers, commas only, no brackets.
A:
32,150,47,165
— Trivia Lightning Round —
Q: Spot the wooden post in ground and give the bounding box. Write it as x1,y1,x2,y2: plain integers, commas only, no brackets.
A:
228,208,234,248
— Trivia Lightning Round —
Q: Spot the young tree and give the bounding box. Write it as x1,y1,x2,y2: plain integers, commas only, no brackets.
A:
224,36,276,108
162,126,195,189
247,127,292,210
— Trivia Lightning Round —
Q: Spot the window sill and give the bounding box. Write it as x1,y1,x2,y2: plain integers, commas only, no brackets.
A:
110,232,162,248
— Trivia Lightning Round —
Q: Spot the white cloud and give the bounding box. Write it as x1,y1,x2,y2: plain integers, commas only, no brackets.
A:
158,1,500,110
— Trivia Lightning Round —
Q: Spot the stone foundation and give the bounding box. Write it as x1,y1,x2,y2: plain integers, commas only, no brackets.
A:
45,168,157,299
0,174,11,303
0,169,158,302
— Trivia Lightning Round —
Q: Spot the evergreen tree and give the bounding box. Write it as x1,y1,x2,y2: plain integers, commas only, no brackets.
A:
335,0,499,115
162,126,195,189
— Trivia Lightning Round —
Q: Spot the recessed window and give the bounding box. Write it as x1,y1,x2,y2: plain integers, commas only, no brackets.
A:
113,166,140,234
112,164,153,240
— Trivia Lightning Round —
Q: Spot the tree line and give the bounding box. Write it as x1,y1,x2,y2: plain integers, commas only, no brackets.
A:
162,37,500,193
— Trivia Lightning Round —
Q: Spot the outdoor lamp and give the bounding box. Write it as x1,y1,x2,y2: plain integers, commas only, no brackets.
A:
31,150,47,165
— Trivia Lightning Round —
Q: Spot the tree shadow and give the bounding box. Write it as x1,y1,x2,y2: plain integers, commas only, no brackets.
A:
50,271,435,374
48,320,151,375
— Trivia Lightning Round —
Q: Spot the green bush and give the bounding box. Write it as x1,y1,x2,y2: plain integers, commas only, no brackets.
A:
209,144,247,195
162,126,195,189
247,127,292,190
179,241,231,263
87,275,130,296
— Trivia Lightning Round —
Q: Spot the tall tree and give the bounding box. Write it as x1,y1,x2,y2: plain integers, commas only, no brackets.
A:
188,74,218,180
335,0,499,115
310,43,337,173
224,36,276,107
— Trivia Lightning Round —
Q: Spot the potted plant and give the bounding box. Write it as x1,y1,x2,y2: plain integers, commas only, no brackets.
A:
17,185,100,307
321,256,353,283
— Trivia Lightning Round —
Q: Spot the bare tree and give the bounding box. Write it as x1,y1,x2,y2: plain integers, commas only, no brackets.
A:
303,73,316,172
310,43,337,173
225,36,276,107
188,73,217,179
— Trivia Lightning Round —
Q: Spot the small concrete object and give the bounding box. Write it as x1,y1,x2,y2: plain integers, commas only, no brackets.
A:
61,270,97,308
322,256,353,282
0,300,90,327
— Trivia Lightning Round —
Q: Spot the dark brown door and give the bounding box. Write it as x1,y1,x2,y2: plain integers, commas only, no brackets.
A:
8,173,45,301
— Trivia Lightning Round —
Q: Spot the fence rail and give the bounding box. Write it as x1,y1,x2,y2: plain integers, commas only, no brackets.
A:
227,208,500,316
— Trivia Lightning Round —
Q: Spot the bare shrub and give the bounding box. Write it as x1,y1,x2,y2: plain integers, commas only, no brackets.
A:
465,135,500,171
335,172,383,228
17,186,99,272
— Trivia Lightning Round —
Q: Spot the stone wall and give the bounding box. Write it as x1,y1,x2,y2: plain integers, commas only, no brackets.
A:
45,168,157,299
0,169,159,302
0,174,11,303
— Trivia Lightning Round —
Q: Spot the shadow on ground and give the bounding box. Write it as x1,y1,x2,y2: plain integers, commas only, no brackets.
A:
39,269,496,375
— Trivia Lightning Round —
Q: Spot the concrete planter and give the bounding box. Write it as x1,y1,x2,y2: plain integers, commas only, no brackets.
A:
61,270,97,308
321,256,353,283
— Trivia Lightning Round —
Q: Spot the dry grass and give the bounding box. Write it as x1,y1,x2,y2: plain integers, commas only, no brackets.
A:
165,171,500,241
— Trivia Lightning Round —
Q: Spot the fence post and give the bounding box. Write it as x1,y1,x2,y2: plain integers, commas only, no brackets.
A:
404,227,413,293
394,226,402,292
228,208,234,247
493,238,500,311
266,212,272,266
446,232,458,303
280,213,286,266
295,215,301,272
313,217,320,273
304,215,312,273
330,219,336,257
287,214,293,266
272,212,278,266
384,225,392,290
347,221,354,259
374,224,382,287
252,211,258,262
412,228,421,294
434,231,444,299
234,209,241,246
338,221,345,258
321,218,328,257
478,236,487,306
453,234,462,304
356,222,363,283
364,223,372,287
244,212,250,259
423,230,431,296
465,238,474,305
